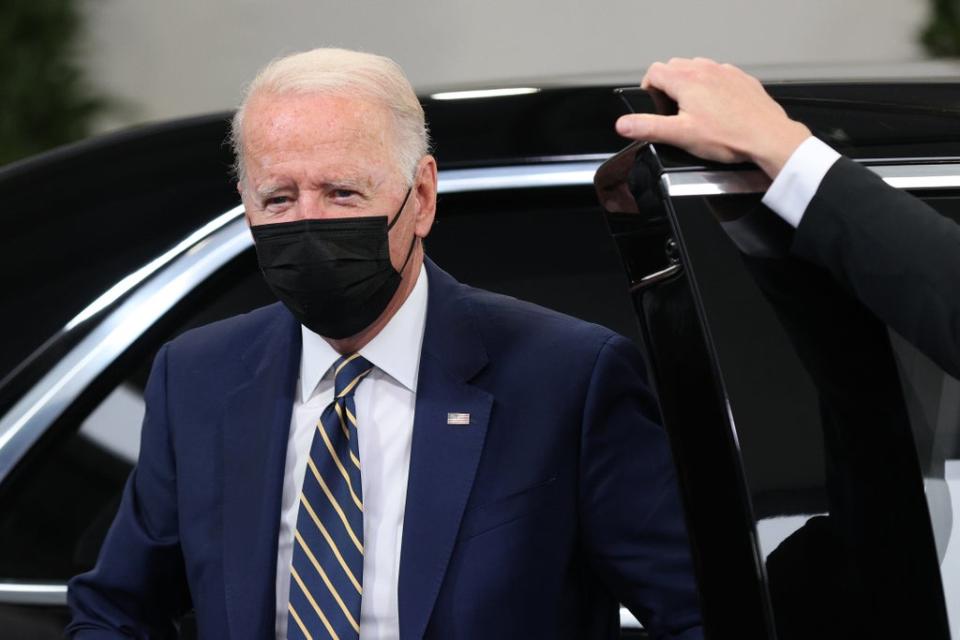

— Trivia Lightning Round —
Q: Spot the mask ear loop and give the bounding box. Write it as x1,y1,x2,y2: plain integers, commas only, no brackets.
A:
387,186,419,275
387,187,414,230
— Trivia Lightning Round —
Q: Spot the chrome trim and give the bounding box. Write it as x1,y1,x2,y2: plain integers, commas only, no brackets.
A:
429,87,540,101
870,163,960,189
65,209,243,331
620,606,643,629
664,162,960,197
525,153,613,164
0,582,68,606
663,170,771,197
0,207,254,485
438,161,602,193
630,264,683,292
0,160,604,485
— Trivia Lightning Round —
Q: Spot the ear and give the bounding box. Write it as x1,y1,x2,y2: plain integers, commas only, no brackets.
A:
412,155,438,238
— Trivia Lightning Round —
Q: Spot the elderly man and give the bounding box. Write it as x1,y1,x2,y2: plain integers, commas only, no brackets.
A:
66,48,701,639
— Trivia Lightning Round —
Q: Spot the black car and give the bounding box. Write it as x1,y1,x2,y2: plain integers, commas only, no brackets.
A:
1,77,959,639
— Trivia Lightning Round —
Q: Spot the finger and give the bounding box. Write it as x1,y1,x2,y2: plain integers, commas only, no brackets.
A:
615,113,686,145
640,61,687,101
640,58,693,88
640,61,664,90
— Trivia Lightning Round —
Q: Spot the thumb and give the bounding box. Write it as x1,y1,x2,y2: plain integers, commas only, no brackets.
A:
615,113,682,143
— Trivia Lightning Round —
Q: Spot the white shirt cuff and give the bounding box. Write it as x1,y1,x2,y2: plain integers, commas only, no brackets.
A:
761,136,841,228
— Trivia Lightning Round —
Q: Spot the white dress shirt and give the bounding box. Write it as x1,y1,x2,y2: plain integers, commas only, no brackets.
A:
762,136,842,228
275,264,428,640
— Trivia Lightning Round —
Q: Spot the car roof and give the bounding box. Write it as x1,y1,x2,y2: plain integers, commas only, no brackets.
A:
417,59,960,90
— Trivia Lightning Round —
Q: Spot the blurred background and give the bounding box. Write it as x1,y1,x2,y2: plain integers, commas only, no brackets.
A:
3,0,960,166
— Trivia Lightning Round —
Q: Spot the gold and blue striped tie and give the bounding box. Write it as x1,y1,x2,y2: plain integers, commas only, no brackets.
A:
288,353,372,640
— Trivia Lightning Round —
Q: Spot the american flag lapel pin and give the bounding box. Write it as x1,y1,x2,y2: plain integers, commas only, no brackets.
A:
447,412,471,426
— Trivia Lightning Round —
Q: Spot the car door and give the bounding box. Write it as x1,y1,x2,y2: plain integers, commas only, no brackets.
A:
597,81,960,639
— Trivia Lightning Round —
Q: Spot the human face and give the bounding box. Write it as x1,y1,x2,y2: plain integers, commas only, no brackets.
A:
239,91,437,274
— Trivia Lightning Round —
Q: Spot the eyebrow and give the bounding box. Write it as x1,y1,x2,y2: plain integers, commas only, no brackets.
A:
253,176,379,200
254,184,289,200
324,177,376,193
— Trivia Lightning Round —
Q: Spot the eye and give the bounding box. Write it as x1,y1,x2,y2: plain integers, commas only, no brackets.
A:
331,188,359,200
264,195,292,208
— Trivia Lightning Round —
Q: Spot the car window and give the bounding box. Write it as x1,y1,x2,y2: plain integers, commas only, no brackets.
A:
0,258,275,582
893,194,960,636
0,116,237,381
0,183,644,585
666,189,960,639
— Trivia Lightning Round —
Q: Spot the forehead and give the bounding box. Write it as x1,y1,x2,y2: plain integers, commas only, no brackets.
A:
242,91,395,176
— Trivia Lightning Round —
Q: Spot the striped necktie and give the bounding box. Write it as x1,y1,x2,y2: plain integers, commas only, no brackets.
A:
287,353,372,640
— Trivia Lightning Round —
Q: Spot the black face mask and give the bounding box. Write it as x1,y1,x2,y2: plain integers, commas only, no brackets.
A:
250,188,417,339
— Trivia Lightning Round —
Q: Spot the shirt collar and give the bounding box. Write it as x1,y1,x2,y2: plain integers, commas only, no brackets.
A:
299,263,429,402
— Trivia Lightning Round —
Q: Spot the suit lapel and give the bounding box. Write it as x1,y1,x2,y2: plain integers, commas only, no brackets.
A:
221,306,301,640
398,260,493,639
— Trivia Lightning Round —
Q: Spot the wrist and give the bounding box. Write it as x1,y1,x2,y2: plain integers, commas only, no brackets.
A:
751,121,812,180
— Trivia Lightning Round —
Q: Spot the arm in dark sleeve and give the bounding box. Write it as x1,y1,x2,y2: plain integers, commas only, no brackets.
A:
66,344,191,638
579,333,703,640
791,157,960,378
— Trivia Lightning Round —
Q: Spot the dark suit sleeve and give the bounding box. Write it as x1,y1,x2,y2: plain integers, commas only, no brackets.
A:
66,344,191,638
579,334,702,640
791,157,960,379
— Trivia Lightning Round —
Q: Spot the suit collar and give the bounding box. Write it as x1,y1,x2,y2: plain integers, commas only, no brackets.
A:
419,257,489,382
299,263,429,399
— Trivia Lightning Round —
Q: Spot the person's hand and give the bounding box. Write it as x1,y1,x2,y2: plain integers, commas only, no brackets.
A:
615,58,812,179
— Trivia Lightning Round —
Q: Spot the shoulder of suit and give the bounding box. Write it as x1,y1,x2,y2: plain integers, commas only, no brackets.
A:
163,301,291,361
456,283,620,359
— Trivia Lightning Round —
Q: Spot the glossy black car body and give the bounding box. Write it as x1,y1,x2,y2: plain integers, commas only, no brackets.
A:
1,79,959,639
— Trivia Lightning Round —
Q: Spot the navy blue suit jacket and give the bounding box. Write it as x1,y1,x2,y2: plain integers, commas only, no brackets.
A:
67,259,702,639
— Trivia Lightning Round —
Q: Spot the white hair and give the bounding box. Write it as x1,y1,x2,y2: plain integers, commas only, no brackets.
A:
230,47,430,186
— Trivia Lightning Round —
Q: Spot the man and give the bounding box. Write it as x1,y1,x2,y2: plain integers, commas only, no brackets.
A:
615,57,960,379
67,48,702,639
